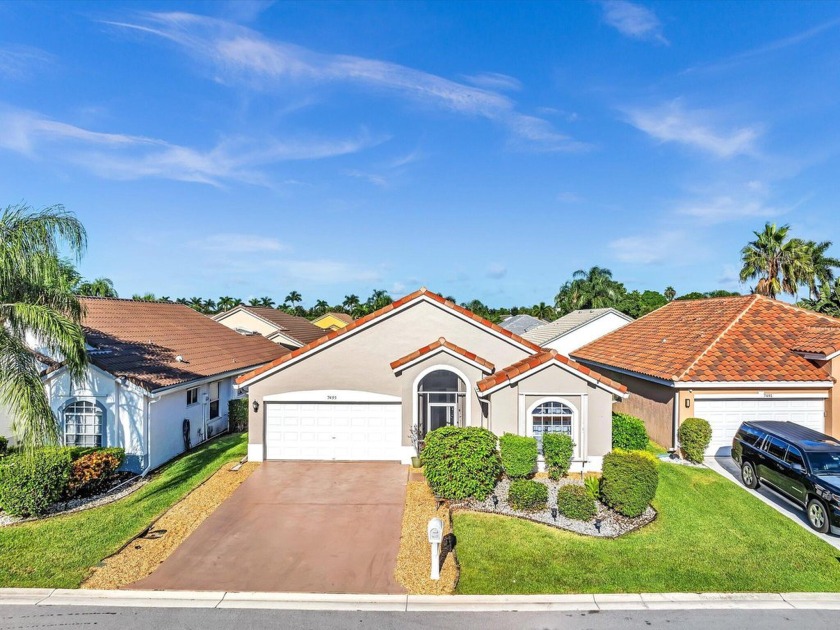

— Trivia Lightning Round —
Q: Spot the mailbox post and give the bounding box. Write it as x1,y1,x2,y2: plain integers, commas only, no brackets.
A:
427,517,443,580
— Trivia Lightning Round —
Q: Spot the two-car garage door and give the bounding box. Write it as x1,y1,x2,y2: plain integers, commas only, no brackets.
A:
265,401,403,461
694,397,826,457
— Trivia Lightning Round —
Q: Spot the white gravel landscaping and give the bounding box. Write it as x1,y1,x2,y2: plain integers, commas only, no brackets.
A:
452,477,656,538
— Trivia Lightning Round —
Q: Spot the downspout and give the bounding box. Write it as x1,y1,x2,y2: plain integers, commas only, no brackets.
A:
141,394,159,477
672,391,680,451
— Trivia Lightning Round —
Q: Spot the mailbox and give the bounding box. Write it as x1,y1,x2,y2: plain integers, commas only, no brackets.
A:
427,518,443,544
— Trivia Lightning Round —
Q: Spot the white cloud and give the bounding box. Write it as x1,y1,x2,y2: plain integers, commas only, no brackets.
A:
462,72,522,92
486,263,507,279
601,1,668,44
0,44,53,79
609,230,691,264
0,106,379,186
677,195,782,224
624,100,760,158
282,259,382,284
343,169,389,187
106,12,582,152
190,233,286,253
556,191,583,203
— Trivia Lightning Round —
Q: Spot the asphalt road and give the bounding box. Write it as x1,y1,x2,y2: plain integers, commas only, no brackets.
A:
0,606,833,629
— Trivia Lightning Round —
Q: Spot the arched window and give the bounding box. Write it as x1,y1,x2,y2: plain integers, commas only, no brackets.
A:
531,400,574,452
63,400,103,447
417,369,466,437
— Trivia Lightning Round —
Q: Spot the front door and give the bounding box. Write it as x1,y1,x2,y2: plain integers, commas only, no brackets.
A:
428,403,456,433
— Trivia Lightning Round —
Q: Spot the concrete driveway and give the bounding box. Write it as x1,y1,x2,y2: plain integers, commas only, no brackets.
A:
706,457,840,551
130,461,408,594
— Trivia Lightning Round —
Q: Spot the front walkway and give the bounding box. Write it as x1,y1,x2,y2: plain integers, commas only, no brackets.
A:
129,461,408,594
706,458,840,551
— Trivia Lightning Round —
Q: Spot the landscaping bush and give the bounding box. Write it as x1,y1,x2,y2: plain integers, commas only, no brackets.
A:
583,475,600,499
0,449,72,516
556,484,597,521
421,427,502,500
543,433,574,479
0,436,7,457
612,412,649,450
66,448,125,498
507,479,548,511
229,398,249,433
679,417,713,464
600,449,659,517
499,434,537,478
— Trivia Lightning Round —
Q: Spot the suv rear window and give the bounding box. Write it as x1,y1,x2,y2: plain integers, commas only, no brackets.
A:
738,424,766,446
765,436,788,460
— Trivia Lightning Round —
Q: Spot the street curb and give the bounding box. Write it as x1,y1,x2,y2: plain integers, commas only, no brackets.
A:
2,588,840,611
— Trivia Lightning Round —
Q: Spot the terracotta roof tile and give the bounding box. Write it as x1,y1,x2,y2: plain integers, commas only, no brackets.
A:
573,295,840,383
476,350,627,394
390,337,495,372
237,306,325,345
80,298,289,391
792,326,840,356
237,288,543,384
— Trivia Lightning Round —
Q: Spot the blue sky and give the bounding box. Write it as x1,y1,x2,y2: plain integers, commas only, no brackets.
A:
2,1,840,307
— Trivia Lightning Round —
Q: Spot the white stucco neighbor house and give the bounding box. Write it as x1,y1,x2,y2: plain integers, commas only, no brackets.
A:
237,289,629,472
523,308,633,356
32,298,286,473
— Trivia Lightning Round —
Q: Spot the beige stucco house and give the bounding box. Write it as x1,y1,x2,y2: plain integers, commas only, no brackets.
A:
237,289,628,471
214,305,324,350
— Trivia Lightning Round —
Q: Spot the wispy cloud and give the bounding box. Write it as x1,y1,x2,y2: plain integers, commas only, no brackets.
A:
343,169,388,187
0,106,379,186
462,72,522,92
609,230,691,265
190,233,286,253
0,44,53,79
601,1,668,45
673,180,804,225
624,99,760,158
105,12,584,152
486,263,507,279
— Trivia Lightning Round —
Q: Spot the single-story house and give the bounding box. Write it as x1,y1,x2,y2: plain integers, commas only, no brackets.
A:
499,314,548,335
523,308,632,356
312,312,354,331
237,289,628,471
572,295,840,456
37,298,287,472
214,305,324,350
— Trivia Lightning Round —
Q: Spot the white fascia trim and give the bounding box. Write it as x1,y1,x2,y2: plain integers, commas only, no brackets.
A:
693,392,830,400
570,358,676,388
826,350,840,361
677,381,834,389
392,346,494,375
479,359,628,399
153,366,255,396
239,294,537,387
263,390,401,404
793,350,840,361
266,331,304,348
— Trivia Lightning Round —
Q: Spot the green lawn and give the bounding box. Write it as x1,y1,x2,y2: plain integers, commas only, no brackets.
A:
0,432,247,588
453,462,840,594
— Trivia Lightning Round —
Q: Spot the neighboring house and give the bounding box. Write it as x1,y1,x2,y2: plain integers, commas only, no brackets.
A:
214,305,324,350
237,289,628,471
38,299,287,472
573,295,840,457
499,314,548,336
524,308,633,356
312,312,354,331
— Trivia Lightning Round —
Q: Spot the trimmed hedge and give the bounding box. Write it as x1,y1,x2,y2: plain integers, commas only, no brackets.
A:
507,479,548,511
65,446,125,462
421,427,502,500
543,433,574,479
66,449,125,498
556,484,597,521
679,417,713,463
229,398,249,433
0,449,72,516
612,412,649,451
499,434,537,479
600,449,659,517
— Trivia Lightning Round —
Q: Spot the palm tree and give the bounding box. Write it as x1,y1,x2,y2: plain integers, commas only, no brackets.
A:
158,296,172,303
367,289,392,311
313,299,329,315
801,279,840,317
739,223,809,299
554,266,624,313
342,294,360,313
800,240,840,300
258,296,275,308
217,296,238,312
248,297,261,307
0,203,88,449
77,277,117,297
664,286,676,302
131,293,157,302
284,291,302,309
187,297,205,312
531,301,554,320
203,298,217,314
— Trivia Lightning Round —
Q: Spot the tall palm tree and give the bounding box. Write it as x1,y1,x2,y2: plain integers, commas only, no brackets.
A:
554,266,624,313
187,297,205,312
342,294,360,313
367,289,392,311
284,291,302,309
739,223,809,299
313,299,329,315
800,240,840,300
258,296,275,308
77,277,117,297
664,286,676,302
217,296,238,312
531,301,554,320
0,203,88,449
248,297,261,307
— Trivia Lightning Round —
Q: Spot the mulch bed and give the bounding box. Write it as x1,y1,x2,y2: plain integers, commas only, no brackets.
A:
453,477,656,538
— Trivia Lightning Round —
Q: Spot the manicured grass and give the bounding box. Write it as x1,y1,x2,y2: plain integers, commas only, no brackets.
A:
0,432,247,588
453,462,840,594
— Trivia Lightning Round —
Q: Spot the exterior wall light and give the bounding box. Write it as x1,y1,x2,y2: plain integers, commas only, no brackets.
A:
685,398,691,408
252,400,260,413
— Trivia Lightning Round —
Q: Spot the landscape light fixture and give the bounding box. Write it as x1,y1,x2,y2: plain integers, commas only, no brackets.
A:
491,494,499,509
551,507,558,521
252,400,260,413
595,518,602,533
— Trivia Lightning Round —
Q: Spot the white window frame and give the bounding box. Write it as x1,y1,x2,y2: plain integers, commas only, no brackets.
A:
63,400,104,448
412,364,472,436
186,387,199,406
208,381,221,419
526,397,579,458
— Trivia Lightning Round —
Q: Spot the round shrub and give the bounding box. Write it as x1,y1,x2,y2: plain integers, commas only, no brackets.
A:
0,449,72,516
67,448,125,498
679,417,713,463
499,433,537,478
543,433,574,479
600,449,659,517
556,484,597,521
612,412,649,451
421,426,502,500
507,479,548,511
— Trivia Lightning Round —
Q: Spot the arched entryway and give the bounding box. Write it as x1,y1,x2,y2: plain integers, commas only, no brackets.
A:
416,368,467,437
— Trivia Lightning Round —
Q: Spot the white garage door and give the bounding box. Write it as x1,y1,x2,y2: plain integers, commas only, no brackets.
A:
265,402,403,461
694,397,826,457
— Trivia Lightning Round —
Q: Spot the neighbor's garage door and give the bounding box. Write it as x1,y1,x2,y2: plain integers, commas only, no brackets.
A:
694,397,826,457
265,402,402,461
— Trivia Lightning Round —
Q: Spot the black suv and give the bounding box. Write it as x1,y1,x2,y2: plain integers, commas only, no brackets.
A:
731,421,840,534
